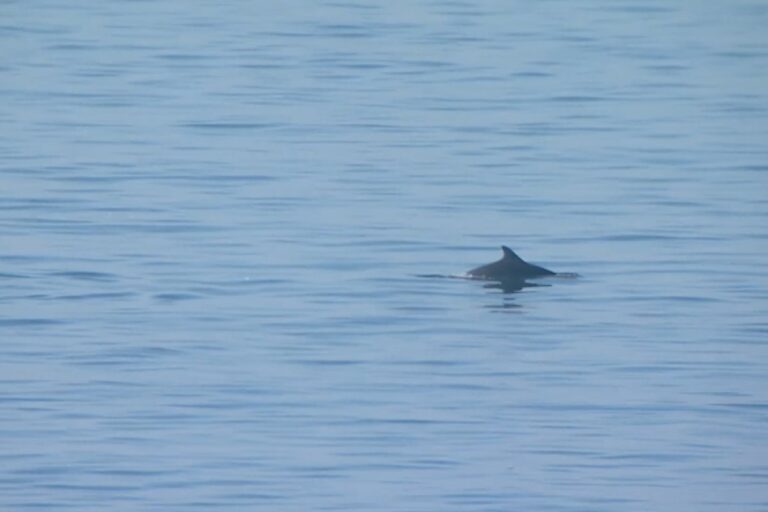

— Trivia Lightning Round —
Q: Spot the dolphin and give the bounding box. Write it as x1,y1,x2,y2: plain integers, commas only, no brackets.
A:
467,246,555,281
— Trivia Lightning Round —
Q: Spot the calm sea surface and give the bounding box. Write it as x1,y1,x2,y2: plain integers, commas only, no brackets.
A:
2,1,768,511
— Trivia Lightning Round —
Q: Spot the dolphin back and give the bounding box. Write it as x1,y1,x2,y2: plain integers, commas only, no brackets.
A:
468,246,555,280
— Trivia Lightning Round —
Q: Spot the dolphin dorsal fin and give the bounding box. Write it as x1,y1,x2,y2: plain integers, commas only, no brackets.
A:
501,246,525,263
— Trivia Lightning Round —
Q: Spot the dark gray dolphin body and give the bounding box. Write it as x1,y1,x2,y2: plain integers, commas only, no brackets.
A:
467,246,555,281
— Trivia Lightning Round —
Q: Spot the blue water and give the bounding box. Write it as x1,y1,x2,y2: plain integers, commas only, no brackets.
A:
2,1,768,510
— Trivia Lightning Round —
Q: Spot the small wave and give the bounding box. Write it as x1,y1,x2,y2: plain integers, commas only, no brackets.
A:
0,318,65,327
48,271,118,282
0,272,29,279
154,293,200,302
53,292,134,302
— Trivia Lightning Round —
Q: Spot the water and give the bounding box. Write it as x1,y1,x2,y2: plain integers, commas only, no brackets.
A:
2,1,768,510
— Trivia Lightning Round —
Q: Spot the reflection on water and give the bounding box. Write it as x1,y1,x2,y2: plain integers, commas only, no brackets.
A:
416,272,556,294
482,277,550,294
